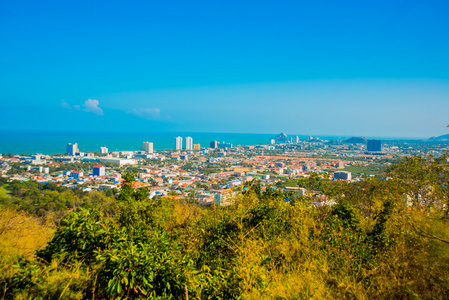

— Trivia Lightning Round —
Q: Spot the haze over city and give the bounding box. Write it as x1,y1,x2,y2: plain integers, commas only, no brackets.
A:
1,0,448,137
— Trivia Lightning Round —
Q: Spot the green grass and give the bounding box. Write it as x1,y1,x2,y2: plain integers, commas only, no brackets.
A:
0,186,12,199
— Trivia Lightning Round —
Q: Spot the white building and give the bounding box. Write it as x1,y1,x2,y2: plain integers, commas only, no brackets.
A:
100,146,108,154
120,151,134,159
175,136,183,150
99,158,137,166
186,137,193,150
28,154,46,165
67,143,79,155
141,141,154,153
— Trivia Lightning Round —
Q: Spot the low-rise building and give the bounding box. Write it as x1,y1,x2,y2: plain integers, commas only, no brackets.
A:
93,165,106,176
99,158,137,166
334,171,352,181
71,171,84,178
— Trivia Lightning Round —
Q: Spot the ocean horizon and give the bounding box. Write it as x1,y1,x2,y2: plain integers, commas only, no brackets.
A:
0,130,429,155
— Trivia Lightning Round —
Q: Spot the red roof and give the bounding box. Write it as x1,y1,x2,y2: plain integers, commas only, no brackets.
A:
93,165,104,168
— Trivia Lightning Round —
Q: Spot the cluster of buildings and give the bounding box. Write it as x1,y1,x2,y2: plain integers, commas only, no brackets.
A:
175,136,201,151
2,134,448,206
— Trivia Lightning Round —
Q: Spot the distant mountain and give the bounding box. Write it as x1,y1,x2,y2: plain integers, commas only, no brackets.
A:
429,134,449,141
343,136,368,144
270,133,289,143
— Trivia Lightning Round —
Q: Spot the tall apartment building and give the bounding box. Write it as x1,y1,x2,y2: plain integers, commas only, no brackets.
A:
210,141,218,149
186,137,193,150
100,146,108,154
193,143,201,150
175,137,183,150
66,143,79,155
367,140,382,152
141,141,154,153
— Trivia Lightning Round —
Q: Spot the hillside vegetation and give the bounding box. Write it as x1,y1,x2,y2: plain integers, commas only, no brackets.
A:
1,154,449,299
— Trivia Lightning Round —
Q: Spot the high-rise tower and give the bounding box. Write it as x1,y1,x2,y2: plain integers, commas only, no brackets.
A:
175,137,183,150
367,140,382,152
186,137,193,150
67,143,79,155
210,141,218,149
141,142,154,153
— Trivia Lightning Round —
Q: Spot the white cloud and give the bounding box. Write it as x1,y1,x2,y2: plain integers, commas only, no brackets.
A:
82,99,103,116
61,99,101,114
61,99,70,109
129,107,161,120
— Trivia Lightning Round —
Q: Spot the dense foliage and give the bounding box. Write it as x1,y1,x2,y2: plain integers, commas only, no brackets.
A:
1,154,449,299
0,179,114,223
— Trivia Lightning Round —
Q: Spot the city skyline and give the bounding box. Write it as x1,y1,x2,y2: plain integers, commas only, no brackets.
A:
1,0,449,138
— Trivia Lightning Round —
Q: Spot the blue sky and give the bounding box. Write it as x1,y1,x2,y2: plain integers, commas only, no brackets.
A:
1,0,448,138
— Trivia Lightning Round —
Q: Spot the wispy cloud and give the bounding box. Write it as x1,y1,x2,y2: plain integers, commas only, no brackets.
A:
129,107,161,120
61,99,103,115
61,99,71,109
82,99,103,115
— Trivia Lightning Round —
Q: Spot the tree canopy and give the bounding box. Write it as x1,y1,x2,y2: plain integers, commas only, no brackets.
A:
1,155,449,299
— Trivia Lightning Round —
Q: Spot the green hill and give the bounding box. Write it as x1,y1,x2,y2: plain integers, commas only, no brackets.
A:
343,136,368,144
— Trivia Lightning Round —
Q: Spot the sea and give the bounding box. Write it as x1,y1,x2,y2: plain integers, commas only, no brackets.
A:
0,131,422,155
0,131,353,155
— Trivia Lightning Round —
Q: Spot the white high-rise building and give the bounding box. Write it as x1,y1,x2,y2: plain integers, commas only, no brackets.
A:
141,142,154,153
100,146,108,154
186,137,193,150
67,143,79,155
175,137,183,150
296,136,300,143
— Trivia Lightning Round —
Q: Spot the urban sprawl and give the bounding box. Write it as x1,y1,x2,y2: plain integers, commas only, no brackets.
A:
2,134,448,206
